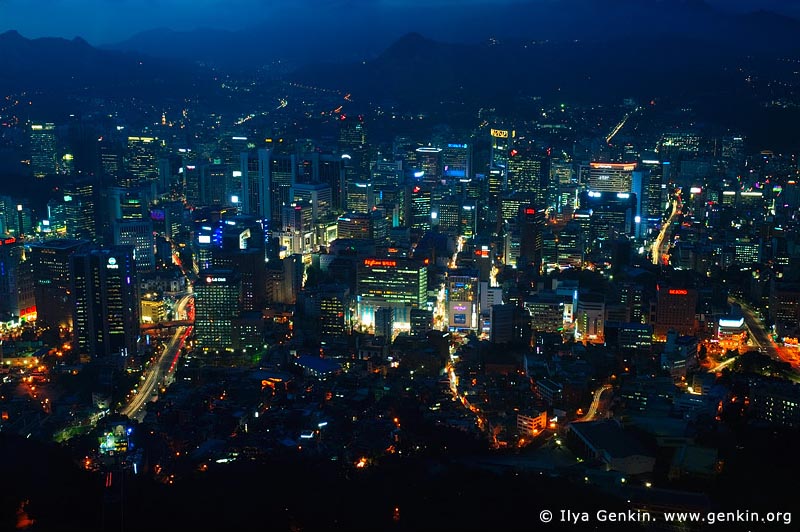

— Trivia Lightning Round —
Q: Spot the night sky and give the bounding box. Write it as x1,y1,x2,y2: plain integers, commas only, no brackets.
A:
0,0,798,45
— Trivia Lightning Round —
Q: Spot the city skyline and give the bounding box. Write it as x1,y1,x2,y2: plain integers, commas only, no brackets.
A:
1,1,799,530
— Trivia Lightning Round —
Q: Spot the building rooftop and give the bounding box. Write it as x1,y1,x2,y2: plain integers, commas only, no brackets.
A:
569,419,651,459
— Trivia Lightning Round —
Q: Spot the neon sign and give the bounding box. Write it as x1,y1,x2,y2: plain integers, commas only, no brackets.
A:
668,289,688,295
363,259,397,268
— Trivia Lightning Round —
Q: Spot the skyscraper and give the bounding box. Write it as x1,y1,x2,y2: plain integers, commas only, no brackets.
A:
70,246,139,359
30,123,57,178
194,270,242,353
124,136,161,188
28,239,88,332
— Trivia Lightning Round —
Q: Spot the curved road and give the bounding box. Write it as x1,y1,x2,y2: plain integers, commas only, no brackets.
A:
120,295,193,421
579,384,613,422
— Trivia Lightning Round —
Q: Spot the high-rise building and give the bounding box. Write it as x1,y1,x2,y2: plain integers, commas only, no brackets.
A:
409,185,432,232
200,162,229,206
346,181,374,213
447,271,478,330
442,143,471,180
30,123,57,178
0,237,35,323
124,136,161,188
70,246,139,359
519,206,545,270
415,147,443,185
654,285,698,338
113,219,155,273
292,182,332,223
587,162,636,193
240,149,270,220
28,239,87,331
356,257,427,330
98,137,123,184
508,149,544,195
194,270,242,352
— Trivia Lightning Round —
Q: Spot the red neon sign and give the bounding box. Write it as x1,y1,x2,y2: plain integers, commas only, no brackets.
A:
524,208,536,215
668,289,688,295
363,259,397,268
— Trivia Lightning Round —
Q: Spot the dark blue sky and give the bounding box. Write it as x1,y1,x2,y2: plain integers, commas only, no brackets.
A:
1,0,798,45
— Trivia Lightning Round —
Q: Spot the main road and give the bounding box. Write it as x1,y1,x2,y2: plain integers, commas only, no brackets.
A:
731,297,800,370
120,294,193,421
578,384,613,422
651,196,681,265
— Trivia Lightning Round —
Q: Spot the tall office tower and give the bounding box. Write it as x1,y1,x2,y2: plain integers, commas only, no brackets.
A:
30,123,58,178
70,246,139,359
268,152,296,228
519,206,545,271
631,169,649,238
508,148,544,194
212,249,267,312
587,162,636,193
282,254,305,305
200,162,229,206
447,270,479,330
157,158,172,193
409,185,432,232
619,282,646,325
182,162,201,207
98,137,123,184
581,191,636,254
460,202,477,237
372,159,403,188
319,286,352,338
640,157,667,221
194,270,242,353
654,285,698,338
442,142,471,181
28,239,87,331
291,182,332,223
556,222,584,268
317,152,347,211
218,135,252,168
376,185,406,227
346,181,374,213
339,114,367,151
240,149,270,220
490,126,512,177
61,179,97,240
338,114,368,178
356,257,428,330
0,238,35,323
124,136,161,188
487,167,504,203
435,196,461,234
415,147,443,185
113,219,155,273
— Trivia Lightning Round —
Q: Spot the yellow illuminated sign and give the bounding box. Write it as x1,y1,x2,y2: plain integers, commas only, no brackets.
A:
490,129,509,138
